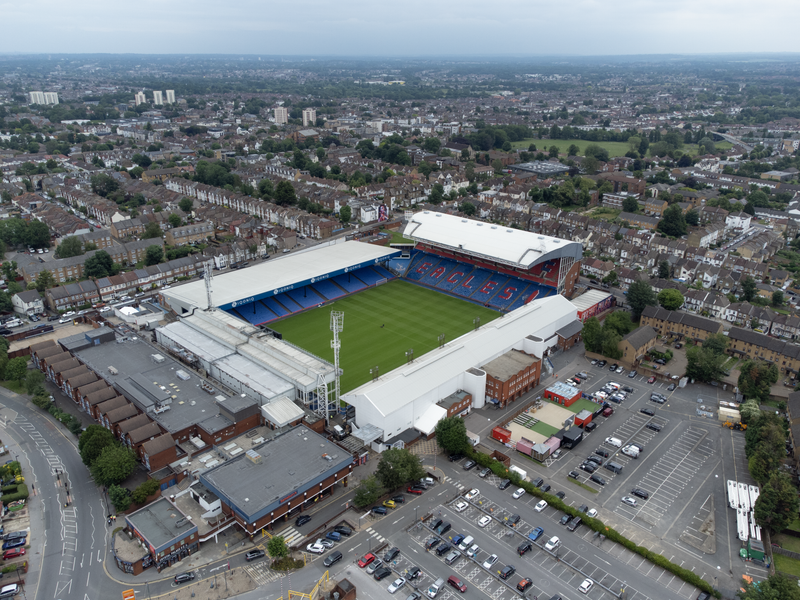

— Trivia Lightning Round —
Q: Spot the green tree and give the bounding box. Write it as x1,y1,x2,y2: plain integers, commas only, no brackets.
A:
108,484,132,512
423,138,441,154
601,331,623,360
658,261,671,279
339,205,352,225
602,271,618,286
1,261,18,282
685,346,726,383
741,276,757,302
753,472,800,534
626,280,657,321
657,204,688,237
4,357,27,384
353,474,383,509
258,179,274,199
267,535,288,560
657,288,684,310
584,144,609,162
738,573,800,600
417,162,434,180
168,213,182,228
145,245,163,266
131,478,160,504
434,416,469,455
90,173,120,197
273,180,297,206
622,196,639,213
460,201,476,216
772,290,784,307
581,317,602,353
34,269,55,292
143,222,162,240
702,333,728,356
738,360,779,403
84,250,115,278
179,197,194,213
547,146,559,159
738,399,761,425
567,144,580,156
79,425,117,467
25,221,50,249
685,209,699,226
90,445,137,487
56,236,84,258
24,369,45,396
376,448,425,490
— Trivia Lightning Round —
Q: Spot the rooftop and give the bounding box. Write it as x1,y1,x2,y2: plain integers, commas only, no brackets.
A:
126,497,197,552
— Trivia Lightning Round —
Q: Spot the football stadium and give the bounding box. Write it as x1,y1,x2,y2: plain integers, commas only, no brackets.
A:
162,212,584,450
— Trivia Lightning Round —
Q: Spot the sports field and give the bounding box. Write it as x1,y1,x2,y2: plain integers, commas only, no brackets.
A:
510,138,732,158
270,280,501,393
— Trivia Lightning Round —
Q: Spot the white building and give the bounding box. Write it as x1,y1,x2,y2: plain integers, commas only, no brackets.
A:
166,90,175,104
302,108,317,127
135,91,146,106
725,211,752,234
274,107,288,125
28,91,59,105
12,290,44,316
153,91,163,106
341,294,579,449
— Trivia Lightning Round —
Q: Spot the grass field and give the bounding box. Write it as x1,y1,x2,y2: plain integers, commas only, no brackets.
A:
270,280,501,393
510,138,732,158
529,420,560,438
564,398,601,415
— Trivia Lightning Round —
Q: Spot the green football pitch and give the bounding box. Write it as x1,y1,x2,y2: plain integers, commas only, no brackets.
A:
270,280,501,393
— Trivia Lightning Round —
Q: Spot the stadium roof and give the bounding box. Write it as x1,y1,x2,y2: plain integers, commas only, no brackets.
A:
162,241,400,312
570,289,614,312
403,212,582,269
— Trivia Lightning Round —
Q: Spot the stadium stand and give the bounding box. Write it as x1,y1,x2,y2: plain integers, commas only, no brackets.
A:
263,297,290,317
352,266,387,286
287,287,324,309
405,254,441,281
372,265,395,279
470,275,510,304
231,301,278,326
274,293,303,313
436,265,474,292
311,279,346,301
454,267,492,298
333,273,367,293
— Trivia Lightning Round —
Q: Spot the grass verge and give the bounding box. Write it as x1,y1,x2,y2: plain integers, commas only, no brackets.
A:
774,554,800,578
566,477,599,494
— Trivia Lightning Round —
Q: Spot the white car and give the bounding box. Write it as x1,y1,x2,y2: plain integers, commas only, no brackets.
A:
534,499,548,513
544,536,560,551
482,554,498,569
99,306,112,313
306,542,325,554
478,515,492,528
512,488,525,500
387,577,406,594
621,496,638,507
316,538,334,549
579,578,594,594
454,501,468,512
465,488,479,501
586,508,598,518
466,544,480,558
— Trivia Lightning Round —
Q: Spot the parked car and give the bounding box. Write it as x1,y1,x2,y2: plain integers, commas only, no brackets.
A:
544,536,560,551
631,488,651,499
579,578,594,594
499,565,516,580
478,515,492,527
245,549,265,561
373,566,392,581
482,554,498,569
334,525,352,536
568,471,580,479
454,500,468,512
512,488,525,499
640,407,655,416
534,499,548,512
407,486,424,495
517,578,533,592
1,539,24,551
517,541,532,555
447,576,467,593
609,363,618,371
295,515,311,527
383,500,396,509
463,459,476,471
498,479,511,490
372,506,387,516
448,453,464,462
384,547,400,562
323,551,343,567
388,577,406,593
306,542,326,554
559,514,571,525
621,496,638,507
667,383,676,391
647,376,656,384
646,422,663,432
1,548,24,560
174,572,195,584
392,495,405,504
628,370,637,378
465,488,479,500
358,552,377,567
590,474,606,486
528,527,544,542
478,467,491,478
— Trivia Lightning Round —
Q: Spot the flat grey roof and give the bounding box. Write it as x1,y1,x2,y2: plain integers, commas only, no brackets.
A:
74,338,234,435
126,497,197,552
481,349,539,381
200,425,352,522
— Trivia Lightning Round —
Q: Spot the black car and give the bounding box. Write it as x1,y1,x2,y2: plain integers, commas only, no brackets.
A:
568,471,580,479
586,455,602,466
499,565,516,580
295,515,312,527
531,477,544,488
449,454,464,462
384,547,400,562
334,525,352,536
245,549,265,562
555,491,566,500
405,566,421,580
590,474,606,486
505,514,520,527
609,363,618,371
478,467,491,478
598,360,607,367
425,537,439,550
559,514,571,525
373,566,392,581
631,488,650,499
655,358,666,365
584,422,598,432
517,541,532,556
430,518,443,531
463,460,477,471
579,462,596,473
622,386,634,393
392,495,405,504
646,422,663,432
435,543,451,556
595,448,609,458
640,407,655,416
498,479,511,490
174,572,195,584
372,506,387,515
578,504,588,514
540,483,551,493
323,551,343,567
567,517,582,531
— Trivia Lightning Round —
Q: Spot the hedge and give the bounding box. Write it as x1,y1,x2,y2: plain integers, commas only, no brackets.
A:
0,483,29,503
465,447,720,598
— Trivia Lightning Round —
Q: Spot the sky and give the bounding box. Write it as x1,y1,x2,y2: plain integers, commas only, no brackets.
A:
3,0,800,56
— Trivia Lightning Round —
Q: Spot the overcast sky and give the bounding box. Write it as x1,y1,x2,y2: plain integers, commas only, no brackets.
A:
4,0,800,56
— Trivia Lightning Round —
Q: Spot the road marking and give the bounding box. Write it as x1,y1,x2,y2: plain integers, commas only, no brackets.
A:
393,516,405,524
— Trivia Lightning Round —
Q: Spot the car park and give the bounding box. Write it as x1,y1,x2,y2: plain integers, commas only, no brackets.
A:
246,549,265,561
482,554,498,569
517,578,533,592
621,496,638,507
499,565,516,580
579,578,594,594
374,566,392,581
528,527,544,541
544,536,560,551
323,551,343,567
465,488,479,500
367,558,384,573
478,515,492,527
590,474,606,486
454,500,468,512
174,572,195,584
534,499,548,512
358,552,377,567
567,517,582,531
447,576,467,593
372,506,388,515
392,495,405,504
512,487,525,499
2,548,24,560
388,577,407,593
632,488,650,499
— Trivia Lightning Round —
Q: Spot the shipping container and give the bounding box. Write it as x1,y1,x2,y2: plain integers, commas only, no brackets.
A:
516,437,534,457
492,426,511,444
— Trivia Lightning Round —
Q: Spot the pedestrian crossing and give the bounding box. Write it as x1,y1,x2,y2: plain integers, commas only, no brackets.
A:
273,526,304,545
365,527,387,543
244,561,283,586
442,475,465,490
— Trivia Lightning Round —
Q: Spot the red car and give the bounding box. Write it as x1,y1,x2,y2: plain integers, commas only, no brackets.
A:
406,486,424,495
3,548,25,560
448,575,467,592
647,376,656,384
358,552,376,568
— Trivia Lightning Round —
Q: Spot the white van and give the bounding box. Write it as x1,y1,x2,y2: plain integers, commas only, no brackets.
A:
622,445,639,459
426,577,445,598
605,437,622,448
458,535,474,551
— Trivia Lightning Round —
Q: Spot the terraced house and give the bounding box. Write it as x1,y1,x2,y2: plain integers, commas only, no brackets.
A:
726,327,800,376
639,306,723,344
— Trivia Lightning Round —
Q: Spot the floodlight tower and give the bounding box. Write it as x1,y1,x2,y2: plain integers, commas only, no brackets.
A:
330,311,344,406
204,260,214,309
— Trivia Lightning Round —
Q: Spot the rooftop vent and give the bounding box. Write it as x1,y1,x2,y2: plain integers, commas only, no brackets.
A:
108,366,118,375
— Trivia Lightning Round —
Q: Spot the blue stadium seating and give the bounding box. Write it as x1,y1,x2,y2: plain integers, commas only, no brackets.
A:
333,273,366,293
287,287,324,309
233,301,277,326
311,280,346,301
469,275,510,304
405,254,441,281
371,264,395,279
352,267,385,286
387,258,410,274
436,265,474,292
419,257,457,287
263,297,290,317
274,293,303,313
453,267,493,299
489,282,532,311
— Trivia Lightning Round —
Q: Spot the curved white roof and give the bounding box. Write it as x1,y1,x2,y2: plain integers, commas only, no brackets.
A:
403,211,582,269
